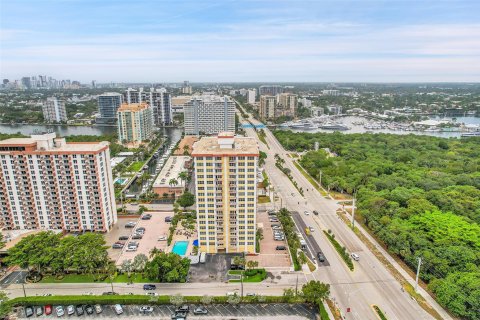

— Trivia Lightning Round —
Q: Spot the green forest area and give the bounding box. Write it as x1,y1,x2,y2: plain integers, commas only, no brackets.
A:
273,130,480,320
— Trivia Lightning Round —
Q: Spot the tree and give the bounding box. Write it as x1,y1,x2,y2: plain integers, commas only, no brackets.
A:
144,252,190,283
201,295,213,305
169,178,178,187
233,256,246,269
246,260,259,270
120,259,133,279
132,254,148,272
301,281,330,303
178,171,191,185
297,251,308,265
149,247,161,259
0,291,11,319
182,145,190,156
177,191,195,209
170,294,184,306
283,288,296,302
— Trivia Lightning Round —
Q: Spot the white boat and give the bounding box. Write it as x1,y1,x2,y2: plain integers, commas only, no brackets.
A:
461,132,480,137
320,122,350,131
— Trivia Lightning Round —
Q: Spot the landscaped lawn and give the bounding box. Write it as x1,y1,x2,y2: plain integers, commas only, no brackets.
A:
40,273,153,283
258,195,271,203
228,269,267,283
128,161,145,172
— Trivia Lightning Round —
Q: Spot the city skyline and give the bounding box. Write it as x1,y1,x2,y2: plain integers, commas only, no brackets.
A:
1,0,479,82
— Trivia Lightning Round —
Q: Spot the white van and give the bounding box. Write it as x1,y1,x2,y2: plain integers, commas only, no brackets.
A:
199,252,206,263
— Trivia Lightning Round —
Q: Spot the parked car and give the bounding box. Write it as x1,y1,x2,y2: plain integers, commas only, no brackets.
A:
158,235,167,241
317,252,326,262
85,305,94,315
304,210,310,215
24,306,34,318
246,293,256,297
67,305,75,315
267,210,276,215
141,214,152,220
131,234,143,240
165,216,172,222
36,306,44,316
126,246,137,252
94,305,103,314
276,245,287,250
143,284,156,290
313,210,319,215
175,305,189,313
114,304,123,315
146,292,158,296
112,243,124,249
351,253,360,261
193,306,208,314
309,226,315,232
55,306,64,317
140,306,154,313
125,221,136,228
75,305,84,316
102,291,118,295
45,305,52,315
119,235,129,240
136,227,146,232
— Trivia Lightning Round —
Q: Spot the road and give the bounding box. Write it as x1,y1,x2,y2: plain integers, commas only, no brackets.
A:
238,109,437,320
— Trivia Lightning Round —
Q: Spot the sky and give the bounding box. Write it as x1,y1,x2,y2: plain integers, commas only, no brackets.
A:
0,0,479,83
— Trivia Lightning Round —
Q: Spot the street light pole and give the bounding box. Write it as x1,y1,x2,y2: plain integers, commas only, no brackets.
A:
351,195,356,229
415,257,422,292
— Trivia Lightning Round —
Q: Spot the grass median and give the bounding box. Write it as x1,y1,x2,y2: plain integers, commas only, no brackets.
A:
323,230,354,271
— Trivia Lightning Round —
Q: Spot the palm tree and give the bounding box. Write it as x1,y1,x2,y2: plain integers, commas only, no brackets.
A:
149,247,161,259
177,171,190,186
169,178,178,187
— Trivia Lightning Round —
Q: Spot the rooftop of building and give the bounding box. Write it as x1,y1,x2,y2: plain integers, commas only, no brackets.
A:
118,102,150,112
191,132,259,156
187,94,232,103
99,92,122,96
152,156,191,188
0,132,109,152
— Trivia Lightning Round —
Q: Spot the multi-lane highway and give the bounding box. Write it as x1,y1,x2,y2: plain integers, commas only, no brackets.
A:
238,109,444,320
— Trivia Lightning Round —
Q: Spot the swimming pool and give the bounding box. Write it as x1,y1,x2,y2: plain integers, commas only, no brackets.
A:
114,177,128,185
172,241,189,256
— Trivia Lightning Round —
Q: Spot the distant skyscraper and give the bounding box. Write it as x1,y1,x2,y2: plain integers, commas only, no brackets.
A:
146,88,173,126
259,95,277,120
247,89,256,104
92,80,97,88
21,77,31,89
277,93,298,117
184,95,235,135
42,97,68,123
259,85,284,96
97,92,123,124
0,132,117,232
117,103,154,145
192,132,259,254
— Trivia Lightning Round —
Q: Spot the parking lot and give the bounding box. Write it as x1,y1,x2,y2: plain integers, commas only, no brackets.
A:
249,208,291,269
105,212,172,265
18,303,316,320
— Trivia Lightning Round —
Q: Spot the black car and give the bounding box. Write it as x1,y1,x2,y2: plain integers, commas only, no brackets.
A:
85,305,94,315
75,305,84,316
102,291,118,295
143,284,156,290
112,243,124,249
276,245,287,250
165,216,172,222
313,210,319,216
317,252,326,262
119,235,129,240
25,306,34,318
132,234,143,239
175,305,189,313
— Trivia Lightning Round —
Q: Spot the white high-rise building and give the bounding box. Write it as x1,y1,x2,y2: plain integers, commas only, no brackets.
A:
0,133,117,232
192,132,259,253
42,97,68,123
117,103,154,146
247,89,256,104
184,95,235,135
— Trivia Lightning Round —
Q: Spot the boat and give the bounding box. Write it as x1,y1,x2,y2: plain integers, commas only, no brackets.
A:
320,122,350,131
289,121,318,130
461,132,480,137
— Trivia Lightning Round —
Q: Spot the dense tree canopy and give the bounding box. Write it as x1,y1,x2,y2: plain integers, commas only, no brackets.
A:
144,252,190,283
274,131,480,320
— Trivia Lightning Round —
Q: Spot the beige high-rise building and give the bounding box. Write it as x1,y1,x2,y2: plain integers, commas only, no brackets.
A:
0,133,117,232
192,132,259,254
117,103,154,146
42,97,68,123
259,95,277,120
278,93,298,117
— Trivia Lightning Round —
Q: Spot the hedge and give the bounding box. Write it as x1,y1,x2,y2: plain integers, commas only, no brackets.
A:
323,231,354,271
10,294,291,307
317,300,330,320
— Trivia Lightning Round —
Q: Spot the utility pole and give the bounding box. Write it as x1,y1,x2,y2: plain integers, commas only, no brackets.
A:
22,283,26,297
351,195,356,229
318,171,322,187
415,257,422,292
295,274,298,296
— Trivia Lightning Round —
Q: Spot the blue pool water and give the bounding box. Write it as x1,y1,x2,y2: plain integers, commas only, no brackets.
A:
114,178,127,185
172,241,189,256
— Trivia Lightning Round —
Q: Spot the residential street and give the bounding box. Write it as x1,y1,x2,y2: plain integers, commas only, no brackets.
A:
238,110,449,320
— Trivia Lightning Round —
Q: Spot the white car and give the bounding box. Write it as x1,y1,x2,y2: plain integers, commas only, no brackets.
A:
126,247,137,252
146,292,158,296
158,235,167,241
55,306,65,317
140,306,154,313
351,253,360,261
114,304,123,315
304,211,310,215
66,305,75,315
